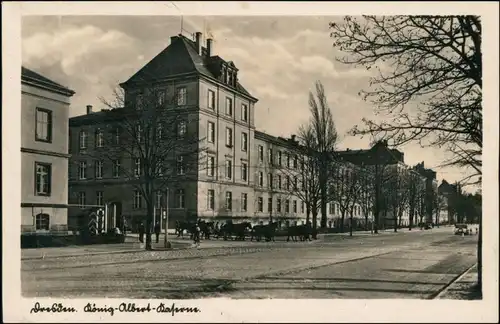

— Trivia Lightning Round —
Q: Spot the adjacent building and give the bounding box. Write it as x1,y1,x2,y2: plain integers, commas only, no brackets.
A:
21,67,75,234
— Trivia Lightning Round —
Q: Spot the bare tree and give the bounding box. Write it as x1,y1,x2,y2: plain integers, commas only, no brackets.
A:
280,126,322,232
330,16,482,185
329,162,363,235
79,86,204,250
406,169,424,231
303,80,339,228
385,166,410,232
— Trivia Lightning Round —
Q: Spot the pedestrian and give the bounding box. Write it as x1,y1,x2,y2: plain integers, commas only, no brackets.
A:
138,222,145,243
154,221,161,243
193,223,201,247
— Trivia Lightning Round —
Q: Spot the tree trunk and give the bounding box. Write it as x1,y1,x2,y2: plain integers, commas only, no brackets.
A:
320,179,328,228
145,201,153,251
306,206,311,224
409,205,414,231
340,211,345,233
364,213,369,231
349,212,353,237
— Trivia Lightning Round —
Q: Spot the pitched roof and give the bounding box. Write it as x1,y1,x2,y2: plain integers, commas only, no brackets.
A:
21,66,75,96
121,34,256,101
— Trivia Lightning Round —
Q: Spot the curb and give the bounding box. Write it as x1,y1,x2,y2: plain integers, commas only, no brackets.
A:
21,243,194,261
429,263,478,299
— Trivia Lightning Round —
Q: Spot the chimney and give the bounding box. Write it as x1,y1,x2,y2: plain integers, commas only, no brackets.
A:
206,38,213,56
86,105,93,114
195,32,202,55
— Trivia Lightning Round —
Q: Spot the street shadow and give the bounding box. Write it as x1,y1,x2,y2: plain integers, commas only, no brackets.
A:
382,268,457,275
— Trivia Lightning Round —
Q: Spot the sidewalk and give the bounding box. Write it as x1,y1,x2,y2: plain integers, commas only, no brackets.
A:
437,264,481,300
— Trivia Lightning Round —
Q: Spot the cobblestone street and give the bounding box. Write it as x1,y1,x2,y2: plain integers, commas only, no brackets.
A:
22,227,478,299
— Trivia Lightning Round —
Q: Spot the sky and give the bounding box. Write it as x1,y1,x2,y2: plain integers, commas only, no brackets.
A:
21,15,478,191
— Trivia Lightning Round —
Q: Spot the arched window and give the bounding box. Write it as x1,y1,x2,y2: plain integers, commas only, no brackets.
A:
35,213,50,231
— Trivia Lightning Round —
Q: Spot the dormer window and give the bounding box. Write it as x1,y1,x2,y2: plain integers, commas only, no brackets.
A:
228,71,233,85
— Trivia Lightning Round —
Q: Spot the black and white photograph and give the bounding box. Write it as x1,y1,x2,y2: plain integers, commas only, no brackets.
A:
3,1,498,323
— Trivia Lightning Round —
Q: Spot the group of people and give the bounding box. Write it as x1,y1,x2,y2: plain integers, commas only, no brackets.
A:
137,221,162,244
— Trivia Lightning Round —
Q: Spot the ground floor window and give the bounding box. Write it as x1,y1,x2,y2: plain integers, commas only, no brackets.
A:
35,213,50,231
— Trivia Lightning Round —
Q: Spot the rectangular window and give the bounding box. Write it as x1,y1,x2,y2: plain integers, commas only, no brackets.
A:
35,162,51,196
268,173,273,189
277,175,282,190
277,151,282,166
79,131,87,150
177,121,187,137
133,190,142,209
225,97,233,116
293,200,297,213
241,104,248,122
136,124,142,142
136,94,143,110
207,156,215,177
258,145,264,163
114,128,120,145
225,127,233,147
225,191,232,211
156,191,163,208
207,121,215,143
112,160,120,178
158,90,166,106
35,213,50,231
95,160,103,179
208,90,215,110
207,189,215,210
329,203,334,215
96,129,104,147
285,176,290,190
225,160,232,179
294,176,298,189
78,192,86,208
177,87,187,106
301,201,305,213
241,162,247,181
293,155,298,169
176,189,185,208
96,191,104,206
35,108,52,142
157,123,163,139
285,199,290,213
258,171,264,187
134,158,141,177
277,198,282,213
268,148,273,165
177,156,185,175
286,153,291,168
78,161,87,180
242,193,248,212
257,197,263,212
241,132,248,152
268,198,272,212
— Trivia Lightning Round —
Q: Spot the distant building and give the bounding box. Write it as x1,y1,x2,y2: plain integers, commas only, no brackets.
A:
21,67,75,234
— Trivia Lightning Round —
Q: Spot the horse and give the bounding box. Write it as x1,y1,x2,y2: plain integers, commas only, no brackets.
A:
286,223,312,242
252,221,279,242
221,221,252,241
175,220,197,238
198,220,215,240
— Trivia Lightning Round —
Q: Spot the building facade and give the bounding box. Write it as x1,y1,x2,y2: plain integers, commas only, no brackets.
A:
67,31,434,231
21,67,75,234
